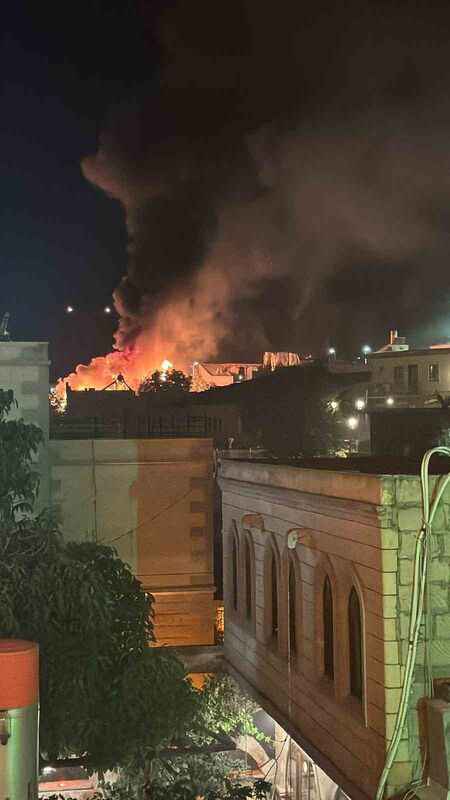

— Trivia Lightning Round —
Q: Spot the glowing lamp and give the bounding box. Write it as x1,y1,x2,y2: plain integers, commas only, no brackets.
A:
347,416,358,429
66,305,74,313
104,306,111,314
355,398,365,411
362,345,372,355
330,400,339,410
328,347,336,356
386,396,394,406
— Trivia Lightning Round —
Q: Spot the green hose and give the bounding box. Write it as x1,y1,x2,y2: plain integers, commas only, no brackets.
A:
375,447,450,800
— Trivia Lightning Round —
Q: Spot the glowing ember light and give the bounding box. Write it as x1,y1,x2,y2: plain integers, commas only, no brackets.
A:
347,416,358,429
159,359,173,383
66,305,74,313
355,398,365,411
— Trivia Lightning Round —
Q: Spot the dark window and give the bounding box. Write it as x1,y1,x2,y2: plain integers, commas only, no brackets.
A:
270,550,278,640
394,366,405,385
429,364,440,382
231,536,238,611
245,538,252,621
323,576,334,680
408,364,418,393
289,558,297,655
348,587,363,700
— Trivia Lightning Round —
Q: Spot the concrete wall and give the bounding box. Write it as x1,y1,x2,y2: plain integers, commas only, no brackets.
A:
369,349,450,404
50,438,215,646
0,341,50,506
219,458,450,799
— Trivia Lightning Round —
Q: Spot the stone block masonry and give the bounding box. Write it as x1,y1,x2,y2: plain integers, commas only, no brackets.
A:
219,459,450,800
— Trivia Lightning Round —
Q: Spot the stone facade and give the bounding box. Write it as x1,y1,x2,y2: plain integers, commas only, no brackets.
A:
0,341,50,508
219,459,450,799
50,437,216,646
0,343,216,648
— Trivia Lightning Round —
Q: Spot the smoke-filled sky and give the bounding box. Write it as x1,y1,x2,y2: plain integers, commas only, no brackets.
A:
5,0,450,380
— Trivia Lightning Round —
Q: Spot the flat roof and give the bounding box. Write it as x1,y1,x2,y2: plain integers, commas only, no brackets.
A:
370,347,450,359
222,454,450,475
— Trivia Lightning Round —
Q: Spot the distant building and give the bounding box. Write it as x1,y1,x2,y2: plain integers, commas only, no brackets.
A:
191,351,301,392
368,329,450,408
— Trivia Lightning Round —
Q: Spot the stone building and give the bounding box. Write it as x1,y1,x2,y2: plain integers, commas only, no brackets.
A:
368,330,450,409
0,341,216,647
219,457,450,799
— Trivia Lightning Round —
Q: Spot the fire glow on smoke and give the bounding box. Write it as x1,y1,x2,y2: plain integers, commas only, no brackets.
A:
54,342,176,410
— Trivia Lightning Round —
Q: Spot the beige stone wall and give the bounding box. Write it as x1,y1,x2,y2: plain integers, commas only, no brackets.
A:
0,341,50,507
219,459,450,799
50,437,215,646
369,350,450,400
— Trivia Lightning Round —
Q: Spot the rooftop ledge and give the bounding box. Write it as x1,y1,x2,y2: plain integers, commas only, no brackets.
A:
219,455,450,506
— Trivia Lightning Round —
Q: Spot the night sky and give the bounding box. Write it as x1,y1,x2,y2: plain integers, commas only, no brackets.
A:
4,1,450,382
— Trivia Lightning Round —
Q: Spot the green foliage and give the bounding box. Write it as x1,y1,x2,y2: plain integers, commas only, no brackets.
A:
0,390,197,772
0,388,43,523
255,365,340,457
101,771,271,800
100,673,272,799
138,369,191,396
196,674,270,743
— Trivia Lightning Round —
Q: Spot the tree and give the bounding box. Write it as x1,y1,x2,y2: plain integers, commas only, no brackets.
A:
254,364,339,457
0,390,197,773
100,674,272,799
138,368,191,396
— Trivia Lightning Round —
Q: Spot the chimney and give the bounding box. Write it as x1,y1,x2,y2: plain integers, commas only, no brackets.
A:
389,330,398,345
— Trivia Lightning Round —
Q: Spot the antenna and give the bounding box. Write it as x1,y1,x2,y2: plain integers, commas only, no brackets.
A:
0,313,11,342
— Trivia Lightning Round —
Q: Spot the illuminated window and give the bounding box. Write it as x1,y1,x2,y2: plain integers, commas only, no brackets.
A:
429,364,440,382
231,535,238,611
244,538,253,621
288,558,297,655
323,576,334,680
348,587,363,701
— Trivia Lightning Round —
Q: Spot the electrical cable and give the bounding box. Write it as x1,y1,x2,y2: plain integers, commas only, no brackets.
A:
375,446,450,800
101,488,194,545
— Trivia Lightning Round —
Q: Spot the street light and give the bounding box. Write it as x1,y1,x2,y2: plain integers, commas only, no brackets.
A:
347,416,358,429
362,345,371,355
104,306,112,314
355,398,365,411
386,396,394,406
328,347,336,357
66,305,74,313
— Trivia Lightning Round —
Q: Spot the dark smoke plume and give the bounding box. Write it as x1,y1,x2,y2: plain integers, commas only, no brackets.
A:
82,0,450,364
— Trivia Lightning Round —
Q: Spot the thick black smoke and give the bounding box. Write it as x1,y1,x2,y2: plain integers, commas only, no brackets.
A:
82,0,450,361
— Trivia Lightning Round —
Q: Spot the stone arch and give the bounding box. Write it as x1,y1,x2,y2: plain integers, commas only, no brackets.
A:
313,553,339,691
240,529,256,630
263,534,281,648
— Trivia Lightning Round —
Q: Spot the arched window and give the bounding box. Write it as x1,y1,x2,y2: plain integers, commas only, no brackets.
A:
244,537,253,621
270,549,278,640
323,576,334,680
348,586,363,700
288,558,297,655
231,535,238,611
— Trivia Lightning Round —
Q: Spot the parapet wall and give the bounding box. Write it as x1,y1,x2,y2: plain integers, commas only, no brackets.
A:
50,437,216,646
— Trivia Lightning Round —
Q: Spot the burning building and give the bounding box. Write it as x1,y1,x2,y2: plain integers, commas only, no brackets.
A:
191,351,301,392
